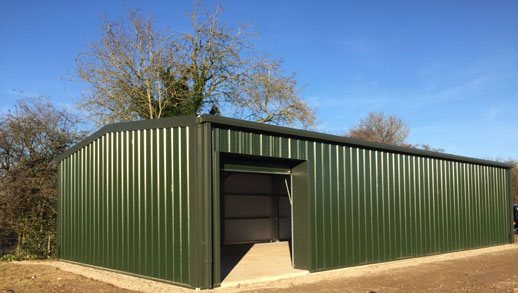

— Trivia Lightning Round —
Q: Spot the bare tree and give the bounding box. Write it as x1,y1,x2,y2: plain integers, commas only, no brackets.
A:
77,12,187,125
412,144,445,153
0,97,84,258
180,4,250,115
233,59,316,128
77,5,315,127
346,112,409,145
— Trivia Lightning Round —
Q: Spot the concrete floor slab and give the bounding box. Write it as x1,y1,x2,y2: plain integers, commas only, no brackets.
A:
220,241,308,287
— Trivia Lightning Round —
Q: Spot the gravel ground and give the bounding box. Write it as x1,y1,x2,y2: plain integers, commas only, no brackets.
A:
233,240,518,292
2,235,517,292
0,261,130,293
7,261,190,293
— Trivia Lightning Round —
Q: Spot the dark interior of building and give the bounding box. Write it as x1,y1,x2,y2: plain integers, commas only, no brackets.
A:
220,172,292,280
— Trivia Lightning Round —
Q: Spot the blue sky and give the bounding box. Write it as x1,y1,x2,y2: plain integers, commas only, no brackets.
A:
1,0,517,159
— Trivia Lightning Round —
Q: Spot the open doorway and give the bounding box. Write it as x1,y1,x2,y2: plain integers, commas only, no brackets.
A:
220,171,295,283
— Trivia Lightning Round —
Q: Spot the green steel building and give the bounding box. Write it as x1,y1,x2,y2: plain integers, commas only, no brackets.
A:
56,115,514,289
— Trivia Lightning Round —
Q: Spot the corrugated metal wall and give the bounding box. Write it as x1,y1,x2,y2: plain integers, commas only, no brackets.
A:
59,127,191,285
212,126,511,271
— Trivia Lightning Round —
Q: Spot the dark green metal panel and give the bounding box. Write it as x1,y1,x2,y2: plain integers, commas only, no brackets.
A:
210,126,512,273
58,126,193,287
200,115,511,169
190,122,213,289
58,115,512,289
292,161,310,269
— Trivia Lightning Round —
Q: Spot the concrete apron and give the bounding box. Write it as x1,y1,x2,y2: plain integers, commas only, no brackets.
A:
220,241,309,288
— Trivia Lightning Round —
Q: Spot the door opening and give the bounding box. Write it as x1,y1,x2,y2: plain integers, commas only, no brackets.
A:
220,171,293,282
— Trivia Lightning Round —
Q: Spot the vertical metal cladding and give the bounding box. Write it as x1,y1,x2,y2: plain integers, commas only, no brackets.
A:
58,127,191,285
58,116,511,289
211,126,511,272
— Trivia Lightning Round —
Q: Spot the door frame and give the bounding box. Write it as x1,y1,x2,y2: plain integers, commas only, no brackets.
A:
212,152,310,287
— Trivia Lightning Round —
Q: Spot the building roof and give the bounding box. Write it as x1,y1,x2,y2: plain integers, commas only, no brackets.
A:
56,115,512,169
